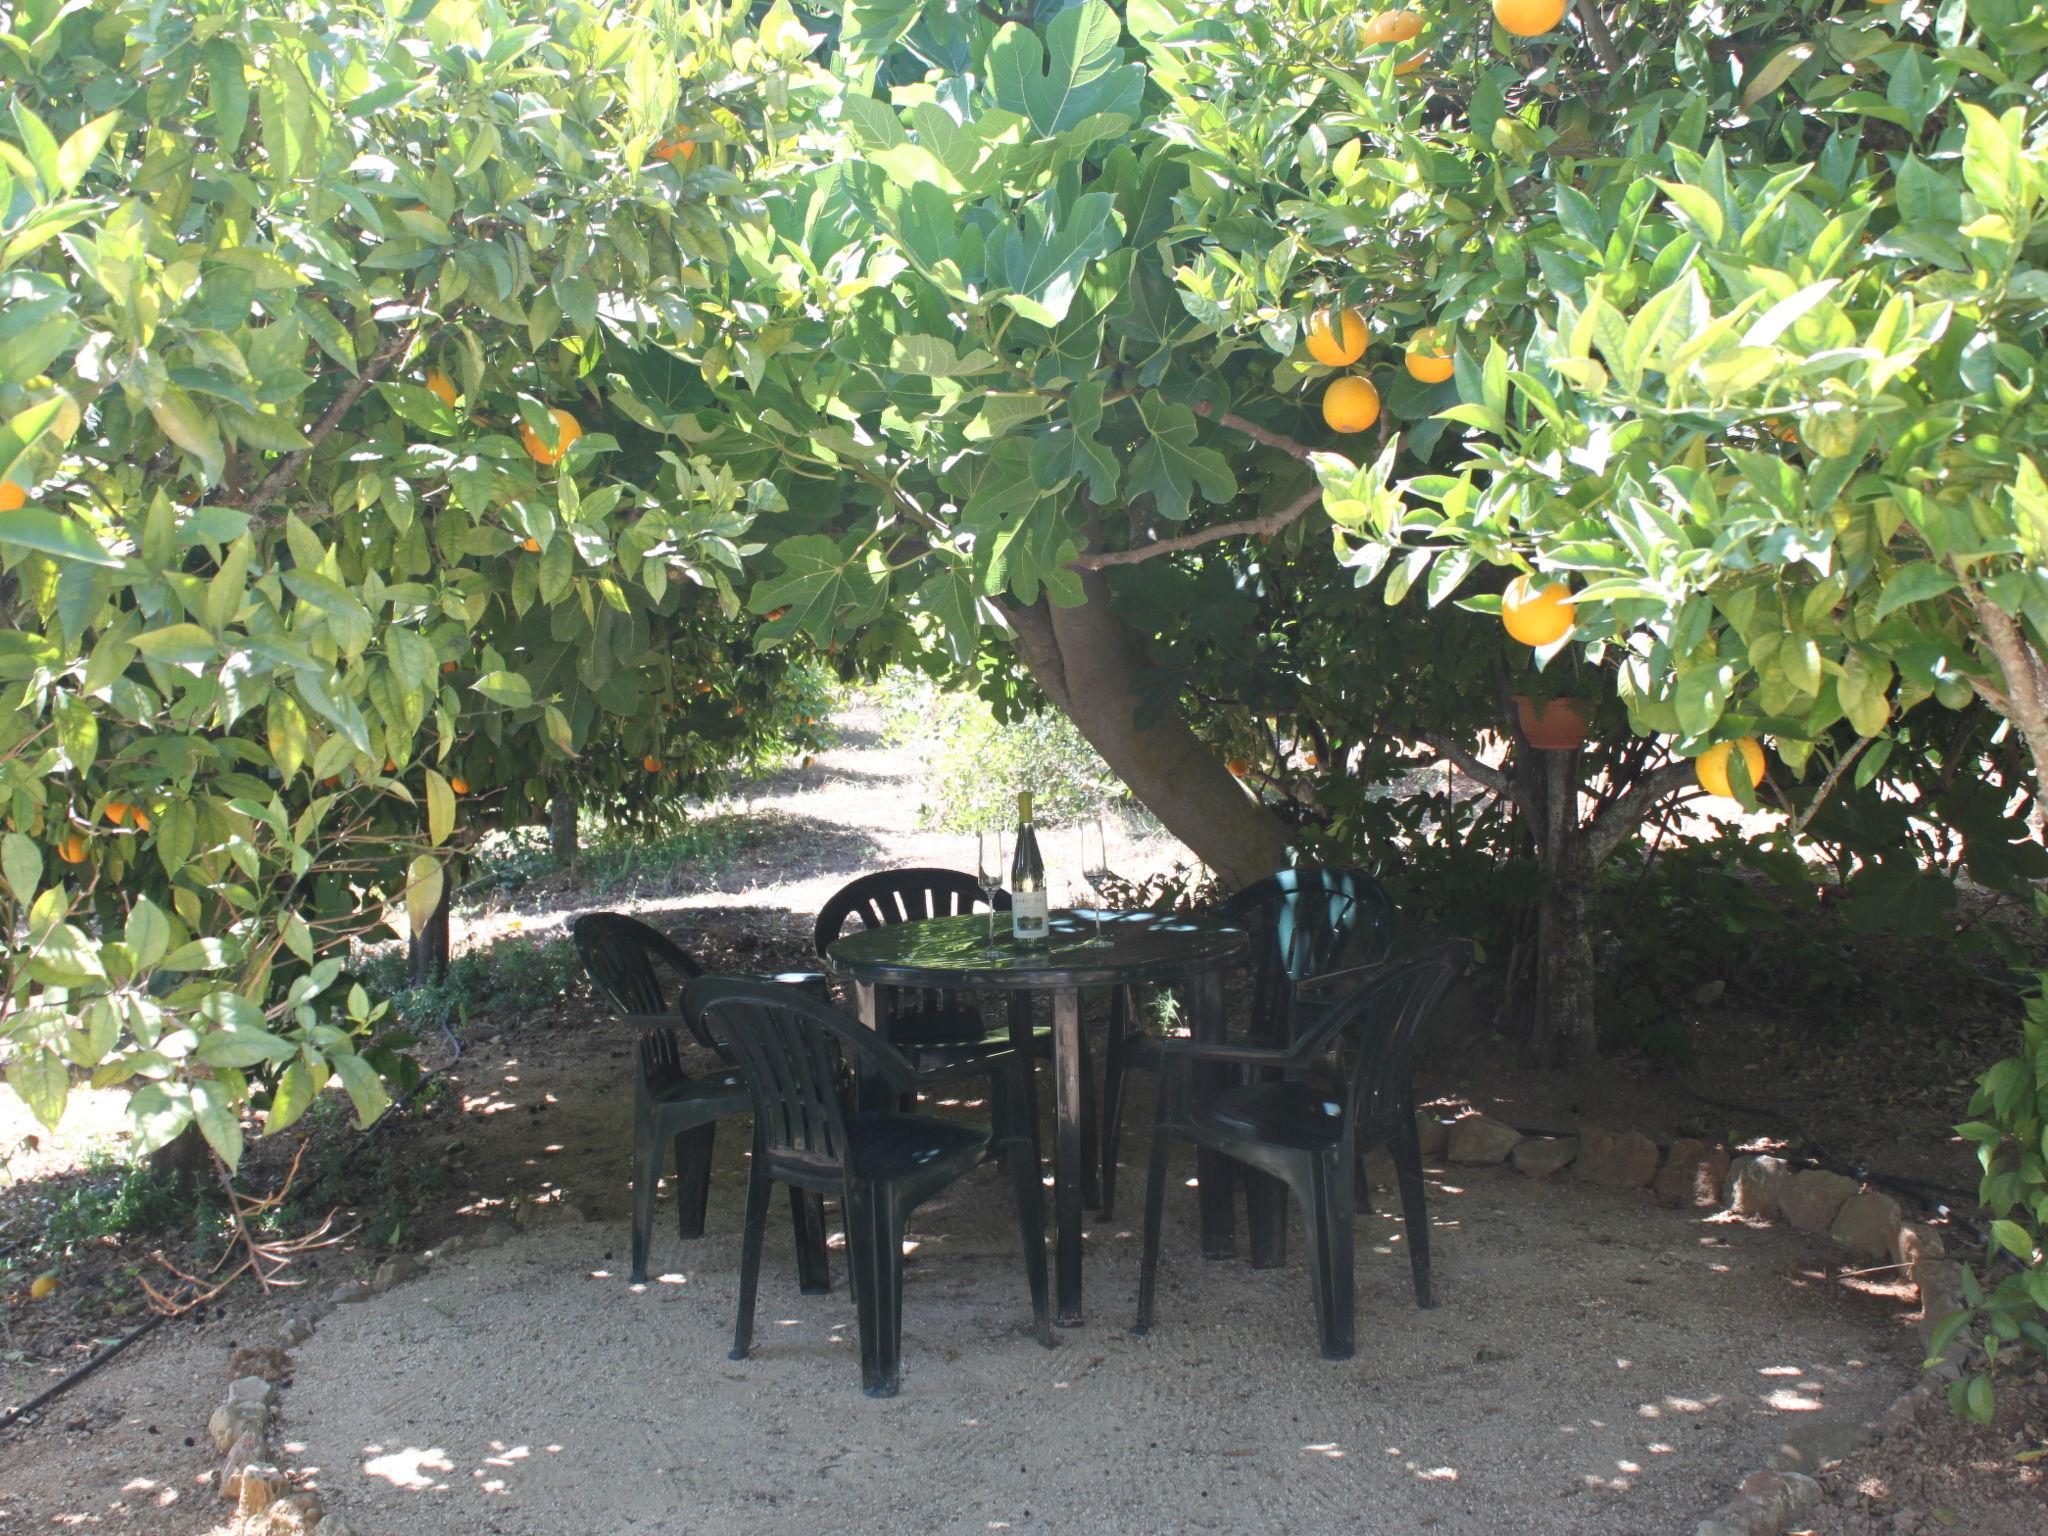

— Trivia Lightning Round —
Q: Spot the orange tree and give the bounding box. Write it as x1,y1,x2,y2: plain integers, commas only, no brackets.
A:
0,0,825,1188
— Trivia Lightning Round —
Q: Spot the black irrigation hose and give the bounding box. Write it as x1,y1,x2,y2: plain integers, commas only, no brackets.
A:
1,1047,459,1432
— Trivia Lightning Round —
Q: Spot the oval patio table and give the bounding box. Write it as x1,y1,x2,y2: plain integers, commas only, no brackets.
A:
827,908,1249,1325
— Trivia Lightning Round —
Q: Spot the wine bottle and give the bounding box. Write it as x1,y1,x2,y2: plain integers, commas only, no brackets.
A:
1010,791,1049,946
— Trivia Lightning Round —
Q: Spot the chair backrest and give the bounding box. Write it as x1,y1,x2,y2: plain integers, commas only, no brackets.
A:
1304,942,1466,1136
683,975,913,1182
812,867,1008,953
1218,867,1395,1044
571,912,715,1048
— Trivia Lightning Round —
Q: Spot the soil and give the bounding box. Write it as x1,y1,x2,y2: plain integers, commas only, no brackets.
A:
0,700,2040,1534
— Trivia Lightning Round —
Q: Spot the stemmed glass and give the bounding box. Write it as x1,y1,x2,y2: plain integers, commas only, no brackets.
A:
1075,816,1115,948
974,829,1008,957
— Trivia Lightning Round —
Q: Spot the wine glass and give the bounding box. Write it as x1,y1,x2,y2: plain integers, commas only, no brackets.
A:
1076,816,1115,948
975,828,1007,957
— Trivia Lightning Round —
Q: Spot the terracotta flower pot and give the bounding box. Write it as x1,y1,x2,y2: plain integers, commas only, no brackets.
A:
1512,694,1590,751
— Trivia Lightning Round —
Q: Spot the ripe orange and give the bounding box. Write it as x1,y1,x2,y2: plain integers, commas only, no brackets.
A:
29,1272,57,1300
642,754,661,773
450,776,470,795
1500,575,1576,646
383,758,397,772
130,807,150,831
1404,330,1455,383
1304,307,1368,367
1395,50,1428,75
1696,738,1767,799
522,536,540,552
520,408,582,466
1227,759,1250,778
424,368,458,406
1303,752,1321,769
1322,375,1381,433
1361,10,1424,43
802,755,816,769
765,606,789,621
57,830,87,864
106,801,130,825
441,660,458,674
0,480,24,512
653,134,697,163
1493,0,1568,35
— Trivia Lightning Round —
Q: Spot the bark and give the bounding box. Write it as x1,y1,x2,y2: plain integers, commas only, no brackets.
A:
148,1123,209,1196
549,782,578,863
1000,579,1292,890
408,881,451,984
1528,749,1598,1065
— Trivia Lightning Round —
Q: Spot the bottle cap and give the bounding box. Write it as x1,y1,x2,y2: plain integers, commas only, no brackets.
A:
1017,791,1033,820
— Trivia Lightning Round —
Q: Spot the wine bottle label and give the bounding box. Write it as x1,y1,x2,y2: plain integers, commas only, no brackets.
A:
1013,889,1049,936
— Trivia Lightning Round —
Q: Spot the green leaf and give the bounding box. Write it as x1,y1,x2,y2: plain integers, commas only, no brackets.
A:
130,623,218,664
191,1080,242,1171
1874,563,1961,619
267,1059,316,1133
125,897,170,969
995,188,1120,327
6,1048,68,1131
2,831,41,903
541,704,576,756
748,534,889,636
196,1025,296,1069
329,1051,391,1129
1989,1219,2036,1261
987,1,1143,136
0,507,119,567
1125,395,1236,522
471,671,535,708
424,768,456,847
404,854,444,938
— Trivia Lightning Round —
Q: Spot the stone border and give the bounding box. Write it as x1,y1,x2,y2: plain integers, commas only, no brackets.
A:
204,1206,583,1534
1425,1112,1970,1536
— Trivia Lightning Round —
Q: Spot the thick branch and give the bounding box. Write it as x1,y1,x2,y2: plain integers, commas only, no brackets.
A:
1585,759,1698,867
1573,0,1624,73
241,322,421,521
1411,729,1513,802
993,595,1073,715
1190,403,1318,462
1790,735,1875,837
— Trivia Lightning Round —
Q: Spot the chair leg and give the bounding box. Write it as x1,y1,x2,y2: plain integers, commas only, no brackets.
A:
672,1120,716,1240
1099,987,1129,1219
843,1181,907,1397
1356,1149,1375,1215
1005,1061,1053,1347
1078,1010,1099,1211
790,1188,831,1296
630,1085,659,1285
730,1143,772,1362
1302,1152,1356,1361
1391,1118,1436,1309
1133,1113,1173,1335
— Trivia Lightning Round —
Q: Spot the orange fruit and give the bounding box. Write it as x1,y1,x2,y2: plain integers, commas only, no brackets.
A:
130,808,150,831
653,134,696,163
694,682,713,694
1696,738,1767,799
29,1272,57,1300
1395,50,1428,75
521,536,540,552
642,754,661,773
1404,330,1455,383
1361,10,1424,43
441,660,457,674
733,705,746,717
424,368,458,406
1322,375,1381,433
57,831,87,864
0,480,24,512
1500,575,1575,647
106,801,130,825
765,607,789,621
1493,0,1568,35
1304,307,1369,367
1303,752,1321,769
450,776,470,795
802,755,816,769
383,758,397,772
520,408,582,466
1227,759,1250,778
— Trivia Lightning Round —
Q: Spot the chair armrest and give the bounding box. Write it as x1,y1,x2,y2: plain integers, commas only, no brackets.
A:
1149,1036,1313,1069
1292,961,1385,997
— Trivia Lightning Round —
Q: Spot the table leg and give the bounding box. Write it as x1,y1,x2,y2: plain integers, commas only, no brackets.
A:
1190,970,1236,1260
1051,987,1085,1325
852,982,891,1113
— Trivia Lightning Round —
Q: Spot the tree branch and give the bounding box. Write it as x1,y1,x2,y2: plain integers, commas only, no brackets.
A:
241,322,422,522
1572,0,1624,74
993,595,1073,715
1069,405,1324,569
1790,735,1875,837
1585,758,1697,867
1411,729,1513,802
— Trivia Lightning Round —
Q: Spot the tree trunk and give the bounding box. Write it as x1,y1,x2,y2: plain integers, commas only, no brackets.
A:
148,1122,209,1196
549,782,578,863
1519,739,1600,1065
1003,580,1292,890
409,880,451,984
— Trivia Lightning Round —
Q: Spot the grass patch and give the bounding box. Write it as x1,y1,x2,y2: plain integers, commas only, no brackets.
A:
358,935,587,1034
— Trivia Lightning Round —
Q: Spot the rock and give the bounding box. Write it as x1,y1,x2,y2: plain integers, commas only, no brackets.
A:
1729,1155,1795,1219
1577,1127,1661,1190
517,1200,586,1230
429,1233,474,1260
370,1253,426,1292
1415,1114,1450,1157
275,1314,316,1347
1654,1139,1730,1208
1446,1114,1522,1165
264,1493,322,1533
1510,1136,1578,1178
227,1375,278,1407
1893,1221,1943,1268
1736,1469,1822,1531
329,1280,371,1306
466,1219,516,1250
1829,1191,1903,1258
208,1399,267,1454
235,1462,288,1517
220,1431,265,1503
1912,1255,1962,1316
1779,1170,1859,1234
228,1345,289,1384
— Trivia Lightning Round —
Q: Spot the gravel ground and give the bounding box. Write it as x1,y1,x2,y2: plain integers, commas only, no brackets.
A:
281,1137,1913,1536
